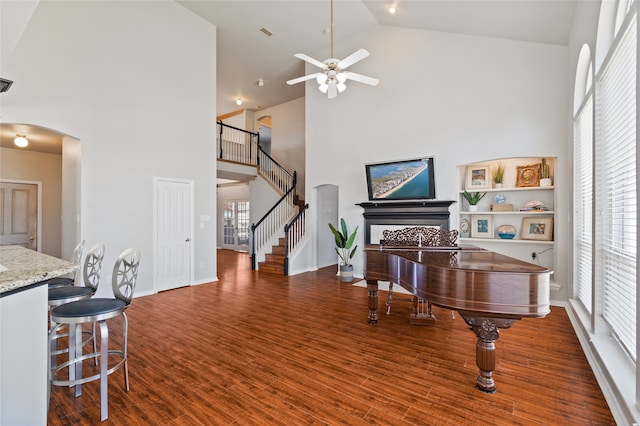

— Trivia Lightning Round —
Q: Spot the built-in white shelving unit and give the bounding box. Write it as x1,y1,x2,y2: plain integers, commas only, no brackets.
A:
457,157,557,287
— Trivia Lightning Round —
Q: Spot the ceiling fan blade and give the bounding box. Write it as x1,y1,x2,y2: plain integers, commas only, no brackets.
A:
345,71,379,86
328,81,338,99
294,53,327,69
338,48,370,69
286,73,320,85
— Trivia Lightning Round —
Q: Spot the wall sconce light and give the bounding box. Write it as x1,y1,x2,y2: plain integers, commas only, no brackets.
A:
236,98,242,106
14,134,28,148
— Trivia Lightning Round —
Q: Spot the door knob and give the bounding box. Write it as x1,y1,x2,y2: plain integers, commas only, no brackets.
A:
29,235,35,241
185,237,191,242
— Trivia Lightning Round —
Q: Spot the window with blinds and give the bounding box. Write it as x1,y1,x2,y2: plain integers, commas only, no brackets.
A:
573,94,593,314
595,13,637,359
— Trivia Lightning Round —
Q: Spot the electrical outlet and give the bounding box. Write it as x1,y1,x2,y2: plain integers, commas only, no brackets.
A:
200,261,205,269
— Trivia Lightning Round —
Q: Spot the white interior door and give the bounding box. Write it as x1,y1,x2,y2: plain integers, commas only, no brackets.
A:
155,178,193,292
0,182,38,249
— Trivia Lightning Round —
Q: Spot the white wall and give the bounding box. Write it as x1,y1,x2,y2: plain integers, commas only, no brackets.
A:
259,97,306,198
2,1,217,296
305,25,570,293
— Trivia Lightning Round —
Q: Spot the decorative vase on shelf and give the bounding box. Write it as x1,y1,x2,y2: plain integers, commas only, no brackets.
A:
468,205,479,212
497,224,517,239
494,183,504,189
540,178,552,187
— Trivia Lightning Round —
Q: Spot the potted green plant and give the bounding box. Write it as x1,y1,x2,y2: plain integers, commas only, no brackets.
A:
328,218,358,282
492,162,505,188
462,190,486,212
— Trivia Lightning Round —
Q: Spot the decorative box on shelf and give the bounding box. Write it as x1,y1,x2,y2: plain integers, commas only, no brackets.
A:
490,203,514,212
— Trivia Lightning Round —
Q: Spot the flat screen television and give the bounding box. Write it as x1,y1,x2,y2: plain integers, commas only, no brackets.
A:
365,157,436,201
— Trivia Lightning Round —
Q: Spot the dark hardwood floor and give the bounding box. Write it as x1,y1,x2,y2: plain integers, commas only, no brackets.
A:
48,249,615,425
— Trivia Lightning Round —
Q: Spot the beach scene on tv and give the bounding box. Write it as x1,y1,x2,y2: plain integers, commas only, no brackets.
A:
368,159,433,200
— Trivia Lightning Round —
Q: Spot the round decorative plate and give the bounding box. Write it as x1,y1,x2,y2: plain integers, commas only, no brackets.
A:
495,194,506,204
497,224,516,239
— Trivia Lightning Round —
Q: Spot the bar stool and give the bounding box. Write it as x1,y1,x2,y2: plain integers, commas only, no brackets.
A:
48,243,105,367
48,247,140,422
43,240,85,288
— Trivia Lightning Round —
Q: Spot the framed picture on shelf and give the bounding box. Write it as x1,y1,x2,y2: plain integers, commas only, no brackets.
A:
516,163,541,187
471,215,494,238
521,217,553,241
465,166,491,190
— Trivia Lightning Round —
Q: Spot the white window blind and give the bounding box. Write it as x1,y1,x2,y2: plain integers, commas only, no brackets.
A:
573,94,594,313
595,13,637,359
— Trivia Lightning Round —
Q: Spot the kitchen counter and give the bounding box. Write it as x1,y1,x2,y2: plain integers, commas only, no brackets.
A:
0,245,77,296
0,245,78,425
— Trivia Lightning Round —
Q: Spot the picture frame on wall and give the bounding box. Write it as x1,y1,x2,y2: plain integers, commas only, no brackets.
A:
521,217,553,241
465,166,491,190
471,215,493,238
516,163,541,187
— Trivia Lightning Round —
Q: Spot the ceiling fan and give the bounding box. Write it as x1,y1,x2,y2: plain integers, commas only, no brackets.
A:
286,0,379,99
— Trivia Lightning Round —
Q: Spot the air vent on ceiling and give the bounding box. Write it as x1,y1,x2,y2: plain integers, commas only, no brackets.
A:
260,27,273,37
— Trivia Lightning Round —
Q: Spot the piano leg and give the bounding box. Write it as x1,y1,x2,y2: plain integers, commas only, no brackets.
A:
459,314,517,393
366,280,379,324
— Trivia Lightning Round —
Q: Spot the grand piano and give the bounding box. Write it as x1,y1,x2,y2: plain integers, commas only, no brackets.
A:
363,227,551,393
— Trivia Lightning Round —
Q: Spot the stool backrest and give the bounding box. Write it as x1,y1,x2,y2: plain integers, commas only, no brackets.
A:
83,243,105,291
112,248,140,305
70,240,85,281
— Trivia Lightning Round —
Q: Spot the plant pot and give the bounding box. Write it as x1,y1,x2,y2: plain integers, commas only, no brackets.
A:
540,178,552,187
339,264,354,282
494,183,504,189
468,205,479,212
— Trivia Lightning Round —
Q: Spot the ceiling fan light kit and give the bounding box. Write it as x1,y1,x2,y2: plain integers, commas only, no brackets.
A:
286,0,379,99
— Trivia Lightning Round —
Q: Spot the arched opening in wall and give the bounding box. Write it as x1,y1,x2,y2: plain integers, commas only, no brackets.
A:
0,123,81,259
257,115,272,157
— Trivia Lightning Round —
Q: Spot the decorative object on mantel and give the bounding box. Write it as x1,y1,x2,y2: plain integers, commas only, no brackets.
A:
328,218,358,282
515,163,541,187
497,224,517,239
540,158,552,186
462,190,486,212
492,162,505,189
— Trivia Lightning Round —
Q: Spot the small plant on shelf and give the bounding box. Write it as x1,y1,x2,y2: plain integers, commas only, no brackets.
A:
492,162,505,187
463,190,486,206
541,158,550,179
540,158,552,186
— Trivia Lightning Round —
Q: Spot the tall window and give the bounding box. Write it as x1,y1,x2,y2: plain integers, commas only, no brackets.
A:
594,10,637,359
573,91,593,314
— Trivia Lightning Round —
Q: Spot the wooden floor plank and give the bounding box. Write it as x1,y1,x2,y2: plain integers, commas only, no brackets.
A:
47,249,615,425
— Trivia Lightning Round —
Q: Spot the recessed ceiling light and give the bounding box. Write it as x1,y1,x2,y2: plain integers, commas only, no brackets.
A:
389,6,396,14
14,134,28,148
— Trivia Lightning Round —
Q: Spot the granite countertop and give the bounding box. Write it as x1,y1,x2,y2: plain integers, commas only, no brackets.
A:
0,246,78,295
